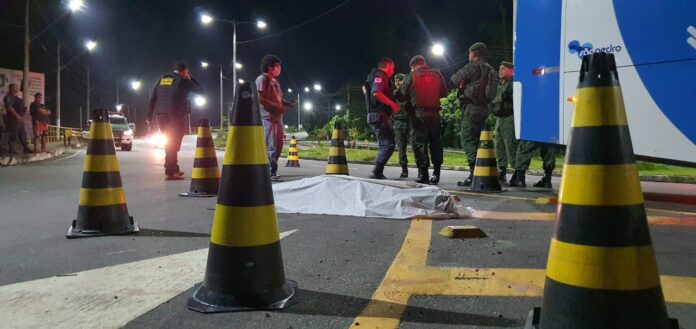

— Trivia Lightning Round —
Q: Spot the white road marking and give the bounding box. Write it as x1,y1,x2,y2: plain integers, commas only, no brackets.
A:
0,229,298,329
55,150,84,161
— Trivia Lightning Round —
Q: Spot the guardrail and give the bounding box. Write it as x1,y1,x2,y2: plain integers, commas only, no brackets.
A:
47,125,84,144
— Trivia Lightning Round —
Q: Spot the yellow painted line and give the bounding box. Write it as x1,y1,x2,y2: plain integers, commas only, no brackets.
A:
476,148,495,159
353,217,696,327
79,187,126,206
470,210,696,227
89,122,114,140
191,167,220,179
473,166,497,177
83,155,120,172
351,219,430,328
546,239,660,290
223,126,267,165
194,147,217,159
328,147,346,157
447,189,536,201
647,208,696,217
559,164,643,206
211,204,279,247
572,86,628,127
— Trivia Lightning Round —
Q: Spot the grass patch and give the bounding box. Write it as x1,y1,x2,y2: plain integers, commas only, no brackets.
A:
284,144,696,177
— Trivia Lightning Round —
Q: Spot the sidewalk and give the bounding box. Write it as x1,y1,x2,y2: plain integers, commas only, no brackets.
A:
0,142,75,167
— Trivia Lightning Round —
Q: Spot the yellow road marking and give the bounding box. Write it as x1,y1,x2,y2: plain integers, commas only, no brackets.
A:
352,218,696,327
469,210,696,226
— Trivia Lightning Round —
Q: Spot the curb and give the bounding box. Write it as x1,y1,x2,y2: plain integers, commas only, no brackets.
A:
0,147,67,167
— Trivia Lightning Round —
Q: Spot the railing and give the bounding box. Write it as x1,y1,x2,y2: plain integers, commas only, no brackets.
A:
47,125,84,144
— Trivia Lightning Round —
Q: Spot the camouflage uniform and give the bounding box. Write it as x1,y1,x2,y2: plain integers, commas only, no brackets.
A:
492,74,517,182
511,141,557,188
393,73,411,178
450,43,495,186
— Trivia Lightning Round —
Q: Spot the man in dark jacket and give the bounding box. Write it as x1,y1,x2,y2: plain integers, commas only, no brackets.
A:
148,61,203,180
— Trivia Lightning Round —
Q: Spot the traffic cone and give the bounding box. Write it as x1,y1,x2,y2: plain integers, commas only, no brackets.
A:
66,108,139,238
470,124,502,192
525,53,678,328
285,135,300,167
325,121,349,175
179,118,220,197
188,81,297,313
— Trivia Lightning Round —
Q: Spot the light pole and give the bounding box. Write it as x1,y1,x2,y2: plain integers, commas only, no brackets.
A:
201,13,266,101
201,61,240,129
85,40,96,117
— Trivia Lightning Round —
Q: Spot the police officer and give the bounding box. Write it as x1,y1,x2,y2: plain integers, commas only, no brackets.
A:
397,55,448,184
147,60,203,180
492,61,517,183
451,42,496,187
364,57,400,179
510,141,557,188
393,73,411,178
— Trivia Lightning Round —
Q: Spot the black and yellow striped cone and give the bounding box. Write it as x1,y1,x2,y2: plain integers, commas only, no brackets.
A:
188,81,297,313
470,124,502,192
325,121,349,175
525,53,678,329
285,135,300,167
179,118,220,197
66,108,138,238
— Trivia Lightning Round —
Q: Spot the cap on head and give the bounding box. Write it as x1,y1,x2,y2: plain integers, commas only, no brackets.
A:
34,92,43,97
469,42,487,52
394,73,406,81
500,61,514,69
174,60,189,72
409,55,426,67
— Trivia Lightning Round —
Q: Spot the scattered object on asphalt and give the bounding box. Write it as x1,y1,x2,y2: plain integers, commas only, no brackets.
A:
439,225,487,238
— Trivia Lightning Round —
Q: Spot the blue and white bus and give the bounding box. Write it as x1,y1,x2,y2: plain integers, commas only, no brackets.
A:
514,0,696,166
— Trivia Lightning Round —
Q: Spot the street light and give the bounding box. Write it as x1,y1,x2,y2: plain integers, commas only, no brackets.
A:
68,0,85,12
238,79,245,84
303,102,313,111
287,88,292,93
199,13,267,103
304,87,310,93
200,61,209,68
313,83,322,92
85,39,97,119
130,80,141,91
194,95,207,107
335,104,341,111
235,62,243,69
431,43,445,56
116,104,123,111
85,40,97,51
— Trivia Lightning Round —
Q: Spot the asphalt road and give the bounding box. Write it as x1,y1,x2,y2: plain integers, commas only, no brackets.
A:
0,135,694,329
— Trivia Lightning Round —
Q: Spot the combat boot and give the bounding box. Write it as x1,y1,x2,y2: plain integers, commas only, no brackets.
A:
511,170,526,188
369,164,388,180
508,170,519,186
400,164,408,178
533,170,553,188
498,167,507,183
415,167,429,184
429,164,441,185
457,164,475,187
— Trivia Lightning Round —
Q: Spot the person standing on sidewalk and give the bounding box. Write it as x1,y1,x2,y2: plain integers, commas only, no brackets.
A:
392,73,411,178
256,54,296,182
3,83,33,154
148,60,204,180
30,93,51,153
491,61,518,183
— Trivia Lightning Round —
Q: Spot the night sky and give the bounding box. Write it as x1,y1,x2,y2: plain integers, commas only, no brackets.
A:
0,0,512,129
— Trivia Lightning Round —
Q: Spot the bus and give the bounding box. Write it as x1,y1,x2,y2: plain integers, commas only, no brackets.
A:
514,0,696,166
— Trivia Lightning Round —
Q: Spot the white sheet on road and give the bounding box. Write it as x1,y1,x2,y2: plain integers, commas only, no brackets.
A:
272,175,468,219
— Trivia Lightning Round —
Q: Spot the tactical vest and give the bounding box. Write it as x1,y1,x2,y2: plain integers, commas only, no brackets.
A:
411,67,443,111
153,73,191,115
364,69,394,114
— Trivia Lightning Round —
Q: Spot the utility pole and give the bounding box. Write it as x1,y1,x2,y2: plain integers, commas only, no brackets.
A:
56,40,61,127
23,0,31,110
86,64,90,117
